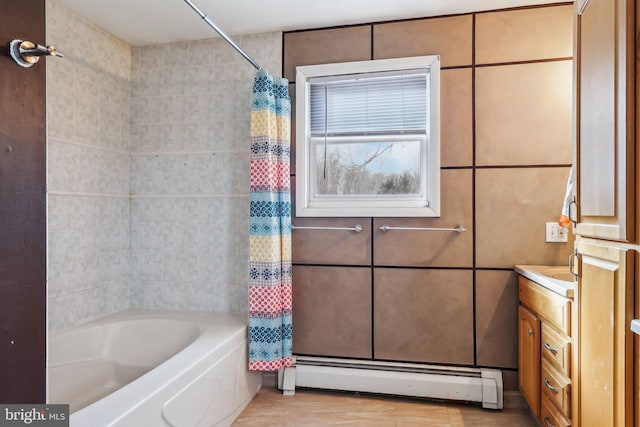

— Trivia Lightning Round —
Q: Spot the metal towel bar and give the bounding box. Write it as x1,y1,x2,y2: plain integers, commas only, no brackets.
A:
292,224,363,233
379,224,466,233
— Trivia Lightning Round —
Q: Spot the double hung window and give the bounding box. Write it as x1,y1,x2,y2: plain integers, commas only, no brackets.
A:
295,55,440,217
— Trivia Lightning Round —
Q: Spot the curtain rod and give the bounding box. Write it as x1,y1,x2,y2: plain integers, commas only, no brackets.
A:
183,0,262,71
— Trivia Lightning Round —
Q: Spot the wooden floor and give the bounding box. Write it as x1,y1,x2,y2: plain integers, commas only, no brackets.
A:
232,388,539,427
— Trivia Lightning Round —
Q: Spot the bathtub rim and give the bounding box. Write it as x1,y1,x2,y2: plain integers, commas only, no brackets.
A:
48,308,251,426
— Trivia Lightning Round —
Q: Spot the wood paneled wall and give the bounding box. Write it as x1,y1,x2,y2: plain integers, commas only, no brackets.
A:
285,3,574,390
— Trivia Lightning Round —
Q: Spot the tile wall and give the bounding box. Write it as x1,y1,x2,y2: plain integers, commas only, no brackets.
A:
46,0,131,332
285,4,575,390
46,0,283,329
129,33,282,311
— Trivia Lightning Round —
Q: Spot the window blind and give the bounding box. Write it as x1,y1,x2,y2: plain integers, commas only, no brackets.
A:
309,70,429,137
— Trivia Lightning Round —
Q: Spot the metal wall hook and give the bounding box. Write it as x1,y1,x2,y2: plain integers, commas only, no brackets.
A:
9,39,64,68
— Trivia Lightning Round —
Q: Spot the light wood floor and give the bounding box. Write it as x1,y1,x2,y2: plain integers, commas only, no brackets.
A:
232,388,539,427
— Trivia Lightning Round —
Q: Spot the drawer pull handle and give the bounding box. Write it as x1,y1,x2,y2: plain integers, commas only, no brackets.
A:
528,329,534,336
544,342,558,355
544,416,555,427
544,378,559,394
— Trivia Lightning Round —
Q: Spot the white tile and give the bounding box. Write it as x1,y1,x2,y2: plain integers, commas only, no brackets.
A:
48,294,79,333
49,23,282,319
137,45,164,70
161,67,191,97
163,42,190,68
188,39,222,66
74,102,100,144
47,96,74,141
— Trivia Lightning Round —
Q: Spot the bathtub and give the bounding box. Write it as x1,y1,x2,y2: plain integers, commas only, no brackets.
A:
48,308,261,427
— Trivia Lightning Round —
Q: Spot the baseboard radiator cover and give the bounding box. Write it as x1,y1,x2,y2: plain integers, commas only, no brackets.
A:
278,356,503,410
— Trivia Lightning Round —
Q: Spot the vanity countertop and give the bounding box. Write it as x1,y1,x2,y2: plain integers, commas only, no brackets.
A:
514,264,575,298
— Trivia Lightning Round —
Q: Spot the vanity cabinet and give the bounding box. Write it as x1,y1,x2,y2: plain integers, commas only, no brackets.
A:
518,276,572,425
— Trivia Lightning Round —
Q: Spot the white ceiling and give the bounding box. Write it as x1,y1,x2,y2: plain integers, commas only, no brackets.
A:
55,0,562,46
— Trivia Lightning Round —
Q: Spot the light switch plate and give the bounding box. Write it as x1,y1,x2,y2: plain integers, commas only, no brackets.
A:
546,222,568,243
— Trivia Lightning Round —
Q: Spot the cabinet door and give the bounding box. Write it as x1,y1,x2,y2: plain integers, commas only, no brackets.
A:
576,240,634,427
519,305,541,417
573,0,635,241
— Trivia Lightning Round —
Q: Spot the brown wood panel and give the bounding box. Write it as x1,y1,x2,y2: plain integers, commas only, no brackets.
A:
292,266,371,358
373,169,472,267
475,270,519,369
475,167,575,269
373,269,473,365
475,5,573,64
441,68,472,167
475,61,573,167
292,218,371,265
373,15,472,67
290,178,371,265
283,26,371,82
519,305,541,418
0,0,47,403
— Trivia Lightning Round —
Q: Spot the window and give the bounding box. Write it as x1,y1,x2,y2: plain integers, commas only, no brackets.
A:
295,55,440,217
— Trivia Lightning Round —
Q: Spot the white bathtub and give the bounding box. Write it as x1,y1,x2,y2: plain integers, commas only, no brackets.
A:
48,309,261,427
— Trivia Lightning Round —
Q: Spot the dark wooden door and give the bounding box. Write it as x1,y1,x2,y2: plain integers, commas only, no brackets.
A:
0,0,47,403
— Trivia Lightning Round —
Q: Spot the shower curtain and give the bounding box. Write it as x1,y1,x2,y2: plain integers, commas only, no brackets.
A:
248,70,293,371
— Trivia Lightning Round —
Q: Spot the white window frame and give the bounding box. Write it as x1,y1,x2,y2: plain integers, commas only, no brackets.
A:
295,55,440,217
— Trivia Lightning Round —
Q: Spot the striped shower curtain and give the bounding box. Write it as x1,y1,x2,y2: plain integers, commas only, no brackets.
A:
248,70,293,371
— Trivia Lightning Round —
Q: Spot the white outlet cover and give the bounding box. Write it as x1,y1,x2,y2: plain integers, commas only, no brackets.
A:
546,222,568,243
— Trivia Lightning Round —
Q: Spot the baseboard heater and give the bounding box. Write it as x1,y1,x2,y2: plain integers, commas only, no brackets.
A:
278,356,503,410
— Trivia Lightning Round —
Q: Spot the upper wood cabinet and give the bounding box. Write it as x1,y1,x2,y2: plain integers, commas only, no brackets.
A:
573,0,636,241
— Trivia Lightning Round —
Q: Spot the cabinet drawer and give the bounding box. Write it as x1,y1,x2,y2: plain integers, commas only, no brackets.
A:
541,359,571,419
541,393,571,427
519,277,571,334
541,322,571,376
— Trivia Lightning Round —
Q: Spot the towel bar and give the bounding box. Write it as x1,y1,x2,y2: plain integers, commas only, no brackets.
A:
292,224,363,233
379,224,466,233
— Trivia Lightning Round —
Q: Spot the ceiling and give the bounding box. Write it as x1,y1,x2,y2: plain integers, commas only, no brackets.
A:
55,0,562,46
